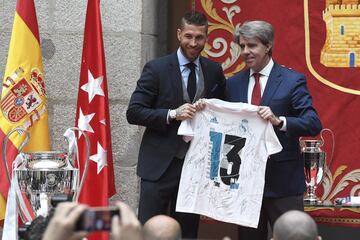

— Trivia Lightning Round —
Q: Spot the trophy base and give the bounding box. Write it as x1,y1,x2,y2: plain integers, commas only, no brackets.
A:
304,198,322,204
304,186,322,205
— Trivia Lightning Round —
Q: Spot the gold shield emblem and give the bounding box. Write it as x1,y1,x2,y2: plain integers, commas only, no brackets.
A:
304,0,360,95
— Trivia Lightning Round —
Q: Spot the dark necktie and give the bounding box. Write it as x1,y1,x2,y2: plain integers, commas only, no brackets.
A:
186,62,196,102
251,73,261,105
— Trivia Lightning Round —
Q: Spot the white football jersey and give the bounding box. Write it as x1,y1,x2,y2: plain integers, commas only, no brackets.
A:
176,99,282,227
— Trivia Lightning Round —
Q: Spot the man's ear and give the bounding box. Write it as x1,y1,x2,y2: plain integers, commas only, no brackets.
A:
177,28,181,41
265,46,269,53
266,42,273,53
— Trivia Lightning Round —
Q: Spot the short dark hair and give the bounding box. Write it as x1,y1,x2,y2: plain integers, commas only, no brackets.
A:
180,11,208,31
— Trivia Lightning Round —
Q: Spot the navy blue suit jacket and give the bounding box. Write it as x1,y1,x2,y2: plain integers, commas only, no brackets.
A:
127,52,225,181
226,63,322,197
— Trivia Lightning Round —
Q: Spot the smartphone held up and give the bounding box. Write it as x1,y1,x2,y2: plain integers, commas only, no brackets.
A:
76,206,120,232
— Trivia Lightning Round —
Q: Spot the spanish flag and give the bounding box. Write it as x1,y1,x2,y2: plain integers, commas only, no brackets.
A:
0,0,50,221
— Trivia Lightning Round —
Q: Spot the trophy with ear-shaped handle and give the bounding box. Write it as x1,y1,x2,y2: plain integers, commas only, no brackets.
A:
300,128,334,204
2,127,90,222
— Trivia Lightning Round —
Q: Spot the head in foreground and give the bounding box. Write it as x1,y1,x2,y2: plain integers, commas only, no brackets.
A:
272,210,322,240
143,215,182,240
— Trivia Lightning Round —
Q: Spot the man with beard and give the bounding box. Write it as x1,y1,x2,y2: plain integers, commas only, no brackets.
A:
127,11,225,238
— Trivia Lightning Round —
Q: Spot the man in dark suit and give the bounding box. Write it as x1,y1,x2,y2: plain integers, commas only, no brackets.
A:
126,11,225,239
226,20,322,239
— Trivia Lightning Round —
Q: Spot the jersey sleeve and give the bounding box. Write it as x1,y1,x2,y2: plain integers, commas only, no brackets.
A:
265,122,283,155
178,119,194,143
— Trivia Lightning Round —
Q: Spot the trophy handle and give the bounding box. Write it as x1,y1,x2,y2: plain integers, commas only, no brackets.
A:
320,128,335,169
64,127,90,202
2,127,30,183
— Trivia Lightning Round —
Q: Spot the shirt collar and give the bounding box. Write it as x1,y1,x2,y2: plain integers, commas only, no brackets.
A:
250,58,274,77
177,48,200,68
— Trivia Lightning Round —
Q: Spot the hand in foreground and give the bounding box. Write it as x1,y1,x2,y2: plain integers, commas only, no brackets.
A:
257,106,282,126
42,202,88,240
174,103,197,121
111,201,143,240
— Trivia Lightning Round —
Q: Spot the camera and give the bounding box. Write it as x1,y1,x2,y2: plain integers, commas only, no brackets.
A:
75,206,120,232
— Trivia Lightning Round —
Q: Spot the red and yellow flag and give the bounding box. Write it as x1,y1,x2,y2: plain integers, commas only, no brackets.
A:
0,0,50,220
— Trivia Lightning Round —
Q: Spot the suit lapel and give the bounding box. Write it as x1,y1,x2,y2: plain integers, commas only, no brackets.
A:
200,57,210,96
169,53,184,104
227,69,250,102
240,70,250,103
261,63,282,106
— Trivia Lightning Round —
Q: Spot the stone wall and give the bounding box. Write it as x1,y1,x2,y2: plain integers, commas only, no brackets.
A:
0,0,167,216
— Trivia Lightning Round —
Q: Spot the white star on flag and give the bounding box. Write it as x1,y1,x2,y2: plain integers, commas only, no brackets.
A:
90,142,108,174
100,119,106,125
77,108,95,136
81,70,104,103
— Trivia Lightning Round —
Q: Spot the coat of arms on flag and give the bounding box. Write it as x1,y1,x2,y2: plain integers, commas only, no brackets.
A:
1,68,45,123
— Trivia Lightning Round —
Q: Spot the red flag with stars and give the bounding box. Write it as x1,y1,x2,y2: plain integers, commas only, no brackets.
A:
75,0,115,238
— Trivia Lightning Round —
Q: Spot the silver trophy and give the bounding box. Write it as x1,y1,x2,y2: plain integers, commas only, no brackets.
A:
300,128,334,203
2,127,90,222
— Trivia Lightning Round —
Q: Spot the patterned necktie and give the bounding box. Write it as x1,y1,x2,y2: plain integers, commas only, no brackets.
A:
251,73,261,105
186,62,196,102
